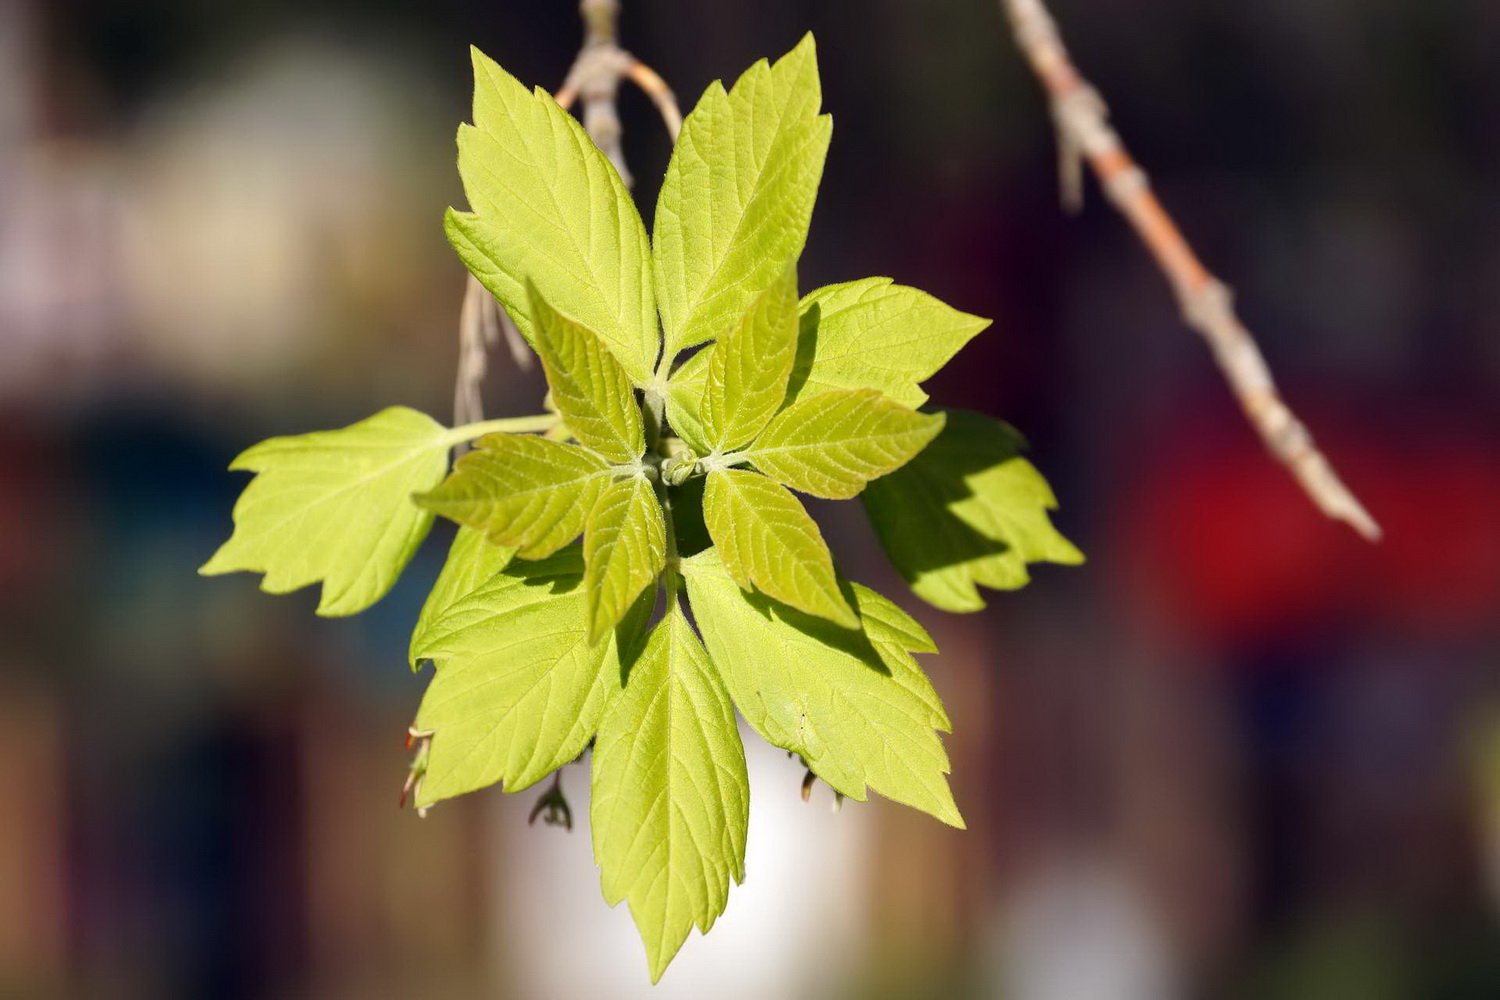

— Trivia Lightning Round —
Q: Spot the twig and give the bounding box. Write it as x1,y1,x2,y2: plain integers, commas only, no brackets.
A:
554,0,683,184
1000,0,1381,541
625,59,683,141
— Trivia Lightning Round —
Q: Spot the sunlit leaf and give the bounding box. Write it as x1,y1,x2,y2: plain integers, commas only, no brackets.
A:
416,433,610,559
682,551,961,827
592,607,749,981
702,468,855,627
745,389,945,499
200,407,451,616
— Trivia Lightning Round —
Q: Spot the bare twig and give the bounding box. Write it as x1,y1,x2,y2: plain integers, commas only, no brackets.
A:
625,58,683,141
1001,0,1381,541
555,0,683,182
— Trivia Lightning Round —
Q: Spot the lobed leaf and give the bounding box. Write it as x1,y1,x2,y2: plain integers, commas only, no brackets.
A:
702,468,856,627
448,48,658,382
412,548,651,805
791,279,990,407
528,282,645,464
200,406,451,616
744,389,946,499
682,551,962,827
653,34,831,361
861,410,1084,612
415,433,610,559
591,607,749,981
699,264,799,452
409,527,516,669
583,475,666,644
849,583,950,731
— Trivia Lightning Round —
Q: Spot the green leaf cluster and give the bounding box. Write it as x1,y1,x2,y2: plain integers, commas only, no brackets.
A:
200,33,1082,981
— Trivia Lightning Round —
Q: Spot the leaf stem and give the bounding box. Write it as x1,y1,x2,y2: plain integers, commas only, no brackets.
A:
444,414,560,445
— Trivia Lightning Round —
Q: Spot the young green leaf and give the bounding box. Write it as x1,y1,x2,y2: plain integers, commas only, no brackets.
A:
699,265,799,452
790,279,990,407
702,468,856,627
861,410,1084,612
409,527,515,669
663,345,712,453
682,551,962,827
447,48,658,382
415,433,610,559
583,475,666,644
653,34,831,360
200,407,451,616
742,389,946,499
411,548,649,806
528,282,645,464
849,583,950,731
591,606,749,981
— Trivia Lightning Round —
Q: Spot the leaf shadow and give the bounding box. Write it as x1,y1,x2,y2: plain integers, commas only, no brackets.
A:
865,416,1028,578
784,301,820,401
741,581,891,677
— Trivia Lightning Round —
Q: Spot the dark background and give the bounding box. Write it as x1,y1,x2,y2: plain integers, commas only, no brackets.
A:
3,0,1499,996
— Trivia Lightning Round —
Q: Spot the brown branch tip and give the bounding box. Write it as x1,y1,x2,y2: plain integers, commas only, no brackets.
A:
1001,0,1381,541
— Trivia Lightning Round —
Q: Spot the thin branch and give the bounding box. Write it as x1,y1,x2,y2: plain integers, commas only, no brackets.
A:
1000,0,1381,541
625,59,683,141
555,0,682,177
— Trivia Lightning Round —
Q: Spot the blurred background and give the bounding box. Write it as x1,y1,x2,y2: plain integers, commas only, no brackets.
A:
3,0,1499,996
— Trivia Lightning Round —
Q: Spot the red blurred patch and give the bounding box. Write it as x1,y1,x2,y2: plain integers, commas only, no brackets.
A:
1117,397,1500,645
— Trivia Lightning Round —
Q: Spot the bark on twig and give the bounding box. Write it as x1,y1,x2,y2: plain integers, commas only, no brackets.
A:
1001,0,1381,541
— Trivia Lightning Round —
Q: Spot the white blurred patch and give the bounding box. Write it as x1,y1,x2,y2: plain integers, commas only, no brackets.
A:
489,730,872,999
986,855,1179,1000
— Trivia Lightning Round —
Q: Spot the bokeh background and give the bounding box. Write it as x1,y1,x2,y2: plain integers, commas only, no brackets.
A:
3,0,1500,996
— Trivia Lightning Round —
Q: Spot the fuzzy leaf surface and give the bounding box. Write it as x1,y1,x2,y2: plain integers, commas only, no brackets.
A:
791,279,989,407
416,433,609,559
702,468,855,627
744,389,945,499
529,282,644,463
682,551,961,827
448,48,657,381
591,607,749,981
409,527,516,669
699,265,799,451
200,407,450,616
862,410,1083,612
583,475,666,643
653,34,830,360
412,548,648,805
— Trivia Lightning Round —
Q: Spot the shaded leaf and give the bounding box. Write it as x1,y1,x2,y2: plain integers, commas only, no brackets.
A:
861,410,1083,611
